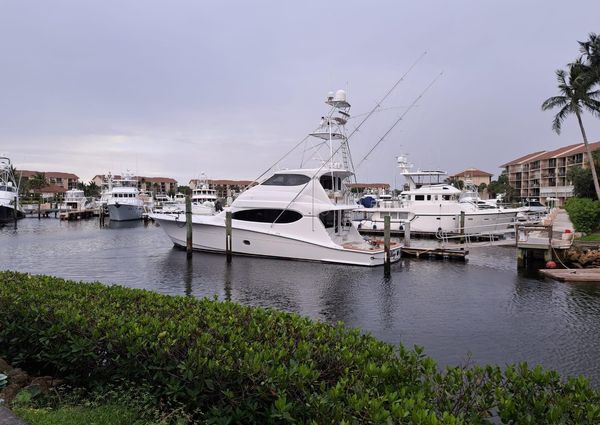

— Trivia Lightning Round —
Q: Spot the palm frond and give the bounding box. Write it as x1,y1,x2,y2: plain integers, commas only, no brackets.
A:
541,95,567,111
552,104,571,134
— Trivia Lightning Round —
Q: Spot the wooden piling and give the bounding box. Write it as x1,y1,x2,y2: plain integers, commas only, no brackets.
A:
13,196,18,229
459,211,465,245
37,199,41,220
403,220,411,247
186,195,193,259
384,215,391,275
225,210,232,263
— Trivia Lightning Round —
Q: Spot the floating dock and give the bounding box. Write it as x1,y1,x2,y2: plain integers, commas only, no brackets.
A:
539,268,600,283
401,246,468,260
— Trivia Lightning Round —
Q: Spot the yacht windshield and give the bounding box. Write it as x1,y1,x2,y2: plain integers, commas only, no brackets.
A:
262,174,311,186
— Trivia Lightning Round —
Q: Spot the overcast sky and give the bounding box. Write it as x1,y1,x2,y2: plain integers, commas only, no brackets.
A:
1,0,599,187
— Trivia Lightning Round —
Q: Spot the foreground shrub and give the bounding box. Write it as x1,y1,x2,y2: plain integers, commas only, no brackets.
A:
564,197,600,234
1,271,599,424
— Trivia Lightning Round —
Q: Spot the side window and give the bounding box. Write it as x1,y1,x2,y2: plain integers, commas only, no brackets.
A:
415,195,425,201
232,209,302,223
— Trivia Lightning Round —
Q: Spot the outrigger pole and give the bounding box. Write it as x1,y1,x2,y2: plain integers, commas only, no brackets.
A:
246,51,428,191
356,71,444,170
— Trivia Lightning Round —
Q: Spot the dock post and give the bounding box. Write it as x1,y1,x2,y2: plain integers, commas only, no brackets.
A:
186,195,193,259
13,196,18,229
517,248,525,268
459,211,465,246
403,220,411,247
384,215,391,275
225,211,232,263
37,199,41,220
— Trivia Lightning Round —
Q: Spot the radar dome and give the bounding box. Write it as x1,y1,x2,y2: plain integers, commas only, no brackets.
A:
333,89,347,102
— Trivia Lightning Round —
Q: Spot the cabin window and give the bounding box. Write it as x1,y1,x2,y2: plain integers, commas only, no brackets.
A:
415,195,425,201
262,174,311,186
442,195,451,200
319,175,342,191
318,210,335,228
232,208,302,224
427,195,431,200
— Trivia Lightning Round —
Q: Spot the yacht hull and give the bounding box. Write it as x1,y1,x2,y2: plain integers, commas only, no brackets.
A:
357,210,517,235
0,205,25,224
152,213,401,267
108,204,143,221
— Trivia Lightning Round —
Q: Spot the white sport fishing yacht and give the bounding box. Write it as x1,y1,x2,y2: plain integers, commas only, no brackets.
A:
107,173,144,221
152,89,401,266
0,156,25,224
355,156,518,235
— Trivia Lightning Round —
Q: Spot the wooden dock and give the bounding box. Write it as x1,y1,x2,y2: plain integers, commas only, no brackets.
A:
59,210,96,220
539,268,600,283
401,246,468,260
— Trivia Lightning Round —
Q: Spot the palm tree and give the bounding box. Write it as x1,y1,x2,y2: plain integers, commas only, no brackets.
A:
542,63,600,200
28,172,48,191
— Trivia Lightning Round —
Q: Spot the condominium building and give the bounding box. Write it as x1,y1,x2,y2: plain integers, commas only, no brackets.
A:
500,141,600,205
20,171,79,190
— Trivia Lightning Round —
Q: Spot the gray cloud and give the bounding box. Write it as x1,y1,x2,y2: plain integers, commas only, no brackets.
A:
1,0,599,186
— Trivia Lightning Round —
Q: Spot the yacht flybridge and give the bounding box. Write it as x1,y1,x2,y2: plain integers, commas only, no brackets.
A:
152,90,401,266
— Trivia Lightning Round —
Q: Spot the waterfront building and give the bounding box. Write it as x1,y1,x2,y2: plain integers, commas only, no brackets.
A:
449,168,493,187
92,175,178,195
501,140,600,205
20,171,79,190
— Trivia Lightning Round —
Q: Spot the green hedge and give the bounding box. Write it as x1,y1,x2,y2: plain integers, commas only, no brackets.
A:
1,271,599,424
565,198,600,234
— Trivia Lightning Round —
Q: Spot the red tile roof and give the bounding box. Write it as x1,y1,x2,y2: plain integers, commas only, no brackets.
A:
33,185,68,194
450,168,493,178
500,151,547,167
500,141,600,167
140,177,177,183
20,170,79,179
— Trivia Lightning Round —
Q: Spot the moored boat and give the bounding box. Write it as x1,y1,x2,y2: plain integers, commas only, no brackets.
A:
0,157,25,224
152,89,401,266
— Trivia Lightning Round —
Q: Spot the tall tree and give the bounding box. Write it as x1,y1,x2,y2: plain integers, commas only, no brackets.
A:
541,62,600,200
28,172,48,191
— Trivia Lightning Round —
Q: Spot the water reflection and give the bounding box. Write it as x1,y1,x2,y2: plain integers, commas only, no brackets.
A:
1,219,600,387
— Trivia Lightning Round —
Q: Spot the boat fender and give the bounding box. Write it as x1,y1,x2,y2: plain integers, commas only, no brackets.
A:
399,225,404,231
372,224,377,230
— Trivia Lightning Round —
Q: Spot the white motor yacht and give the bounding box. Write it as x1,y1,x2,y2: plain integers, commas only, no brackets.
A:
59,189,94,212
0,156,25,224
355,156,519,235
107,173,144,221
190,177,218,215
152,89,401,266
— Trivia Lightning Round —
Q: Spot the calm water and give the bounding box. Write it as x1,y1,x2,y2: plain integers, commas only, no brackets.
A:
2,218,600,386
